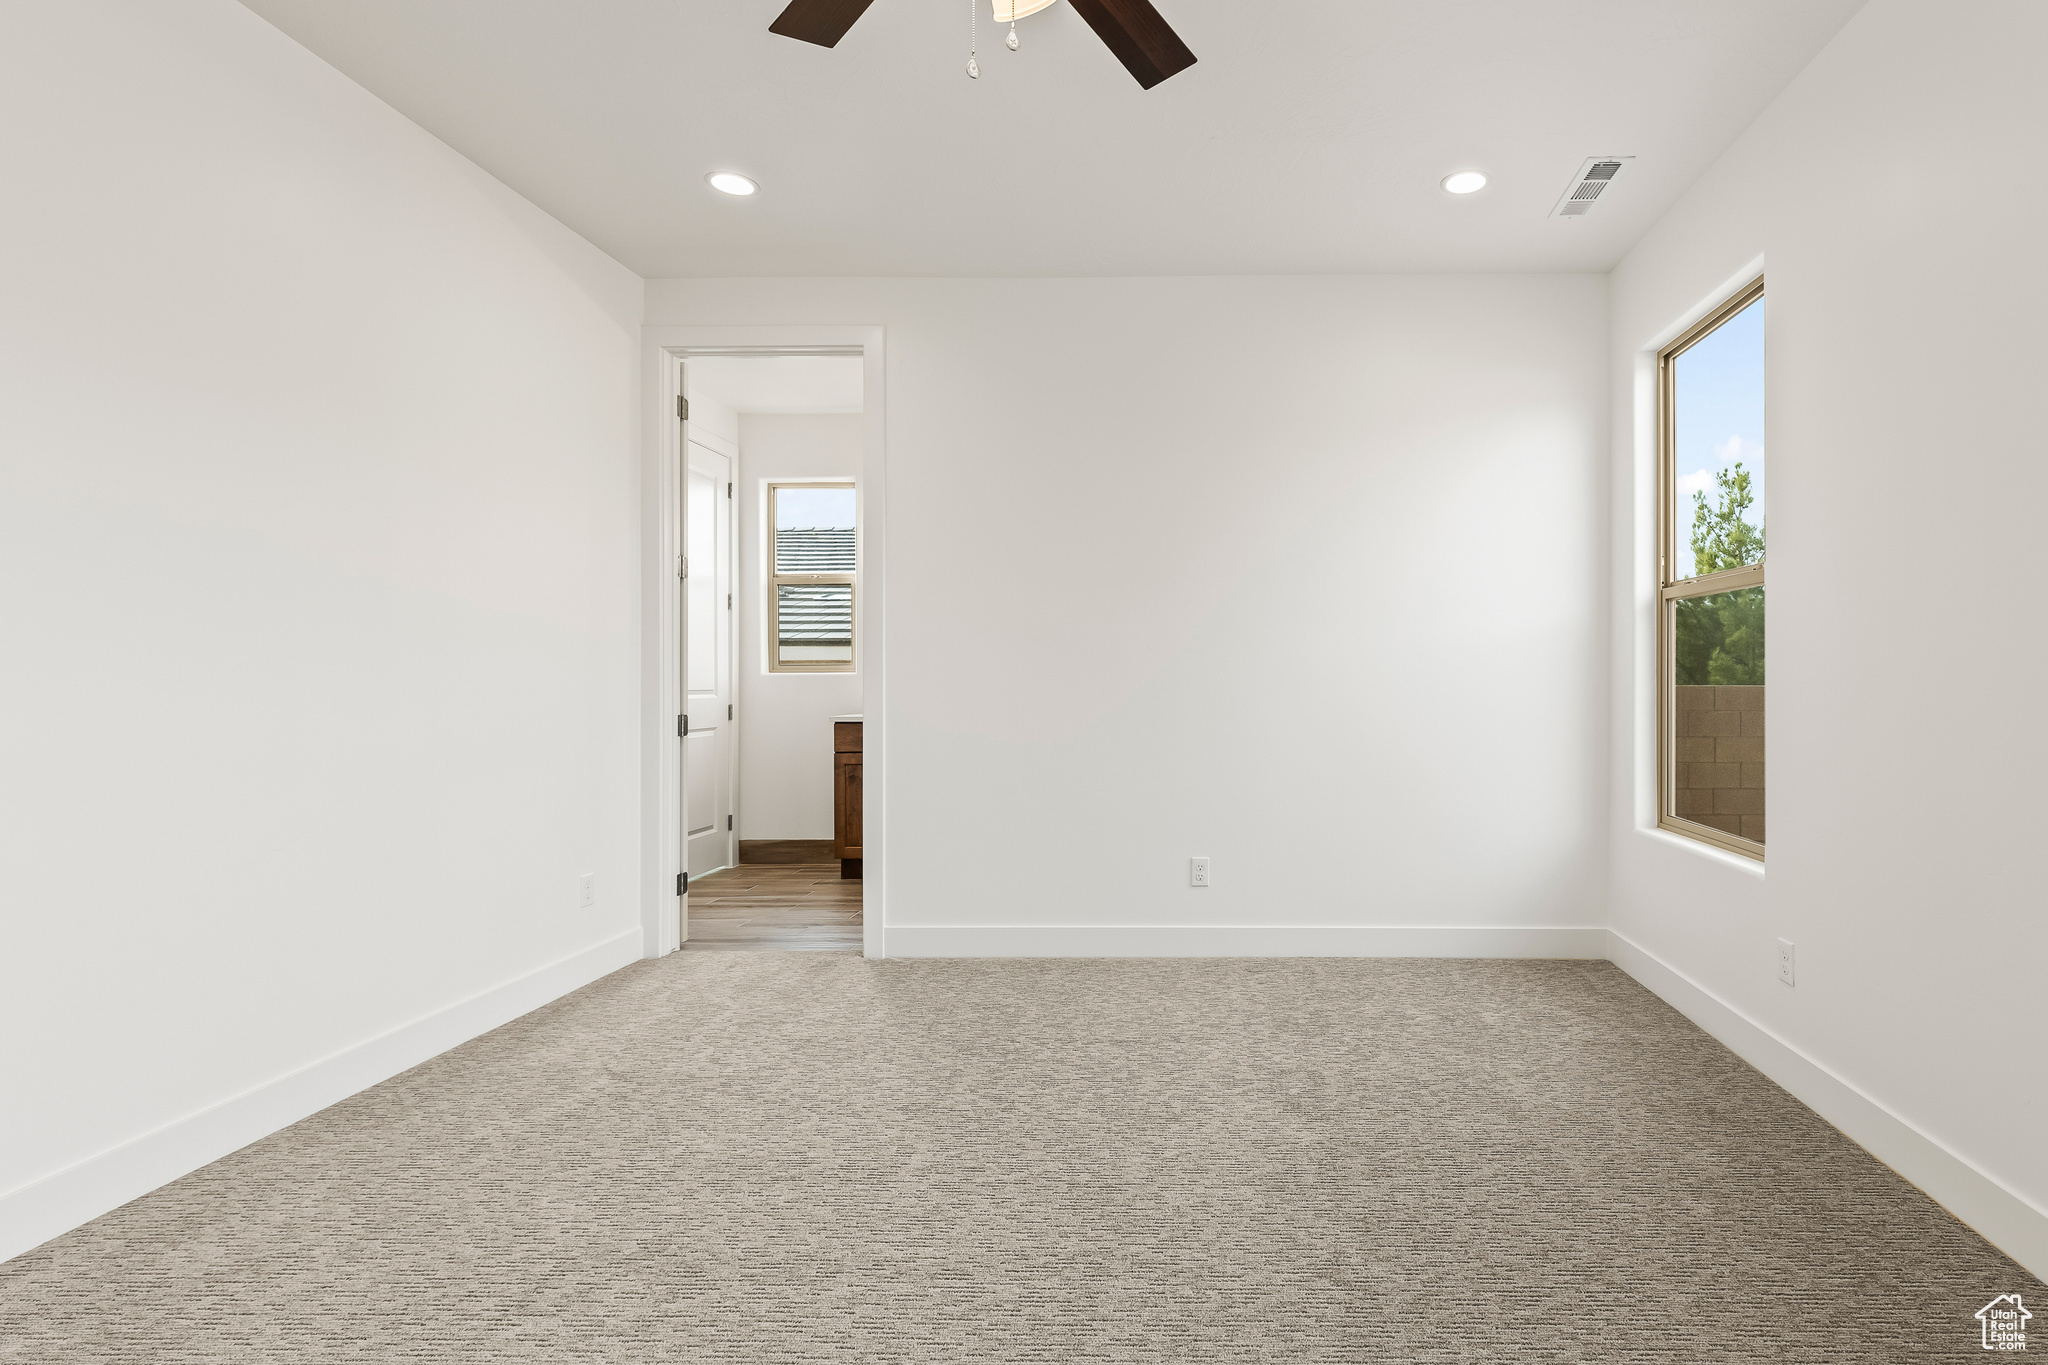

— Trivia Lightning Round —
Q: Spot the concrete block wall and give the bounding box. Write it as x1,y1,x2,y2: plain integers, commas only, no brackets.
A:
1674,686,1766,843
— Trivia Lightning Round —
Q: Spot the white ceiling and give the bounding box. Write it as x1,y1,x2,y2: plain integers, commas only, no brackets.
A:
239,0,1865,278
688,355,864,414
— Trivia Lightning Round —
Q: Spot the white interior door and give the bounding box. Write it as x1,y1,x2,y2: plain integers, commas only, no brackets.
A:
684,435,735,879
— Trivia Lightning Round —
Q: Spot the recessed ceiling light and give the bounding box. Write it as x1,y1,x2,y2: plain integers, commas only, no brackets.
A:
1442,171,1488,195
707,172,758,197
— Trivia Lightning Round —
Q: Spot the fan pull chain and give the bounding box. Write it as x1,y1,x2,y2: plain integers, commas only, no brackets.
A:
1007,4,1020,50
967,0,979,77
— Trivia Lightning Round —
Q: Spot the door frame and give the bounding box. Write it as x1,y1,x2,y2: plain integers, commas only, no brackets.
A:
639,326,887,959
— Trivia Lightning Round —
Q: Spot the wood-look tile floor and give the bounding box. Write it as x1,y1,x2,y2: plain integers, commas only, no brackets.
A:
683,863,862,953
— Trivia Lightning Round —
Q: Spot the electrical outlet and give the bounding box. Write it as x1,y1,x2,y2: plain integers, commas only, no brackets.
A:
579,874,596,910
1777,937,1796,987
1190,857,1211,888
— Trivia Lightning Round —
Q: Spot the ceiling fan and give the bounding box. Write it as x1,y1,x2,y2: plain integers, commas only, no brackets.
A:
768,0,1197,90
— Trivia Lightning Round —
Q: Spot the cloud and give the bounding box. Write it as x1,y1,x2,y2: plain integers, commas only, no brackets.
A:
1676,470,1714,500
1715,434,1763,466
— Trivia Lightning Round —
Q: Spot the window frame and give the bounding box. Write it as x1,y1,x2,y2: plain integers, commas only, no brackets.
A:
767,480,857,675
1656,275,1766,860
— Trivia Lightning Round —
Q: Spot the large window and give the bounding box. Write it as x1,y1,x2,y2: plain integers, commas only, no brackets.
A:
1659,278,1765,857
769,482,856,673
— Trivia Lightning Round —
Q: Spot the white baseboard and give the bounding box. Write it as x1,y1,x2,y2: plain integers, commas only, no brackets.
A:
1608,928,2048,1282
0,929,640,1266
884,923,1610,959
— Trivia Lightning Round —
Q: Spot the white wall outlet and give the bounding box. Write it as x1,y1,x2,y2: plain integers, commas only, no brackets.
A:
579,874,596,910
1190,857,1211,888
1777,937,1796,987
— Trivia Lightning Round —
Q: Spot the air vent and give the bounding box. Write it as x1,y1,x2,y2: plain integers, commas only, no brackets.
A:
1552,155,1634,219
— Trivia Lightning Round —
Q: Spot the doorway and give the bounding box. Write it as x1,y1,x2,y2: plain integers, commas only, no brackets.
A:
666,347,870,954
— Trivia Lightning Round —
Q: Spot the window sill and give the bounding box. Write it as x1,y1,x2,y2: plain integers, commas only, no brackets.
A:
1641,824,1766,879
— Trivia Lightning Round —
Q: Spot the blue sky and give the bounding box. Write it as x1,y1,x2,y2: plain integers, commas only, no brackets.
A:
1672,296,1765,579
776,486,855,530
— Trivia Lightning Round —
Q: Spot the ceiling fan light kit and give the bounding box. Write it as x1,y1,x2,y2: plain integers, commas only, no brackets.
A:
768,0,1196,90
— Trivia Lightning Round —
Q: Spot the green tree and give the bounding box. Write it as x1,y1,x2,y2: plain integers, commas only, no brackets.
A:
1689,464,1764,575
1674,463,1765,686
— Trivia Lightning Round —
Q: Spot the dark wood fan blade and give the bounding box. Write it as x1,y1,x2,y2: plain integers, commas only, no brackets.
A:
1066,0,1197,89
769,0,878,48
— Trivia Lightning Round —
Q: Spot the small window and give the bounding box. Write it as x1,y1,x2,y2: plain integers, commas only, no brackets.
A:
1659,278,1765,856
769,482,856,672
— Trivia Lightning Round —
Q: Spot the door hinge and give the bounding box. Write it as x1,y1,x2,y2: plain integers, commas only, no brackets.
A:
727,482,733,499
677,394,689,421
727,592,732,610
727,815,734,831
678,555,687,580
678,714,688,737
727,703,733,720
677,871,687,895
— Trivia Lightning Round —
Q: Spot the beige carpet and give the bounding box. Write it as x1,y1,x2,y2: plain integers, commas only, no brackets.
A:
1,956,2035,1362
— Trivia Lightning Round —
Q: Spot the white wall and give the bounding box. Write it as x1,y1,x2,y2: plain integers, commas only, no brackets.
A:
646,276,1610,954
686,389,741,448
1607,0,2048,1275
0,0,643,1261
736,415,864,842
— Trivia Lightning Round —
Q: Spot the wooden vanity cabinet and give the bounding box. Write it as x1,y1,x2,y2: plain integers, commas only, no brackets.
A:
832,721,862,879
